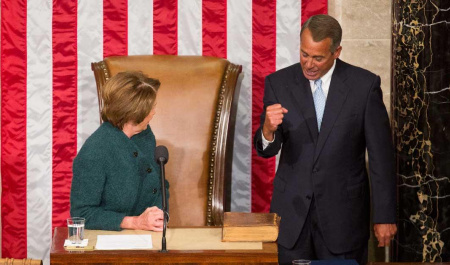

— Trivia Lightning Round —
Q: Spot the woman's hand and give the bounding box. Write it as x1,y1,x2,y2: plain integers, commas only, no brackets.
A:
120,206,164,231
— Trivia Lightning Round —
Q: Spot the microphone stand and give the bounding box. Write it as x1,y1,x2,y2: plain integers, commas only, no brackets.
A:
158,158,168,253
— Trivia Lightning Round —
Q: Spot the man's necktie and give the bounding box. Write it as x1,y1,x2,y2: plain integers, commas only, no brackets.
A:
313,79,325,131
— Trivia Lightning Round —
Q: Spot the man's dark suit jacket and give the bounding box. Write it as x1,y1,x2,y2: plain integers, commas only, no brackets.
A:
254,59,396,254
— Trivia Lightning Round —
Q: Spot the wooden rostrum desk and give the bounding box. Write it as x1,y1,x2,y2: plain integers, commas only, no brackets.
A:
50,227,278,265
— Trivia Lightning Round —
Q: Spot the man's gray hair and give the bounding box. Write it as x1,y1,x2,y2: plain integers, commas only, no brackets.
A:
301,14,342,53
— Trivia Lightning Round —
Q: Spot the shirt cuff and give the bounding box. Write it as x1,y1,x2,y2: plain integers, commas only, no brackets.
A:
261,131,275,150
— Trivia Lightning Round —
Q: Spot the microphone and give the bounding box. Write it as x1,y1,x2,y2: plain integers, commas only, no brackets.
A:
155,145,169,164
154,145,169,253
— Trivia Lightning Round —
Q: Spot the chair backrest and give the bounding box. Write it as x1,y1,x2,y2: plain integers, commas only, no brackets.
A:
91,55,242,226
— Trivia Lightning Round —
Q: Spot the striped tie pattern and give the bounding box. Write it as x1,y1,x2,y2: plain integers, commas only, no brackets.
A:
313,79,325,131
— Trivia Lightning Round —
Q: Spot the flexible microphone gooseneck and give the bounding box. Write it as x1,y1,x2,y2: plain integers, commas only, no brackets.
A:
154,145,169,253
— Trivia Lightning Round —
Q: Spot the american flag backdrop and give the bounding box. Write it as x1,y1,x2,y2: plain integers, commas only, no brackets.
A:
0,0,326,263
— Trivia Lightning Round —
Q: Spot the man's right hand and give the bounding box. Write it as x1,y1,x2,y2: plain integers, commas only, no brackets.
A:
262,104,288,141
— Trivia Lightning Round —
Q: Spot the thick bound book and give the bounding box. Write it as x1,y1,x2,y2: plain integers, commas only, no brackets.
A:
222,212,280,242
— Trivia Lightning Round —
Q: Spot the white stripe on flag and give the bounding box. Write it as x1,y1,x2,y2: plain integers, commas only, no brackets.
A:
228,0,252,212
178,0,202,55
276,0,301,70
77,0,103,150
274,0,301,168
128,0,153,55
26,0,52,264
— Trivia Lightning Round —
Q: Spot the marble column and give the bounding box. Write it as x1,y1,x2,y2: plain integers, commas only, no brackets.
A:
392,0,450,262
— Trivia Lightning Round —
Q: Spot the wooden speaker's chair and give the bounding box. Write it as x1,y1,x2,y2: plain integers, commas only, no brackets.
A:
91,55,242,226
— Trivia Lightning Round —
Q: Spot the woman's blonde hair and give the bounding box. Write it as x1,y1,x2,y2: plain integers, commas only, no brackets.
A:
101,71,160,129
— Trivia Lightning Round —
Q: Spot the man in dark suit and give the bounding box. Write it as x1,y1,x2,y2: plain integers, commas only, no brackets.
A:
254,15,397,265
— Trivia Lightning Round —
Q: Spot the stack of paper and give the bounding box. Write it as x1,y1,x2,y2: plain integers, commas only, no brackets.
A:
95,234,153,250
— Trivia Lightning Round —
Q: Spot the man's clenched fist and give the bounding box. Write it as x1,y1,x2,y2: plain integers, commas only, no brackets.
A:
262,104,288,141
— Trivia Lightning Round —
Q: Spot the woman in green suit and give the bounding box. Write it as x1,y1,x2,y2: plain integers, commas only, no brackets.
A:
70,71,168,231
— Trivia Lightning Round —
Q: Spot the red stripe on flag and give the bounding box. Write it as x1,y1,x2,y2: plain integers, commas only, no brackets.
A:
301,0,328,24
202,0,227,58
153,0,177,55
52,0,78,228
0,0,28,258
251,0,277,213
103,0,128,57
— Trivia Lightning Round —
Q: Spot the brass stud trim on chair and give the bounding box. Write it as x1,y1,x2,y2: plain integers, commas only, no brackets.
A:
99,61,110,81
0,259,42,265
206,64,232,226
91,60,112,124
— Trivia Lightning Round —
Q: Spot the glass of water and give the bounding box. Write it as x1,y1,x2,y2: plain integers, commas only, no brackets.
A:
67,217,85,244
